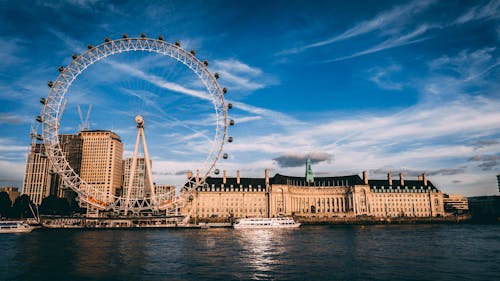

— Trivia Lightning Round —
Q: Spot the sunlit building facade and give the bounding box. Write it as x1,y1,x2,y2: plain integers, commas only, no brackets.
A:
79,130,123,203
185,169,445,220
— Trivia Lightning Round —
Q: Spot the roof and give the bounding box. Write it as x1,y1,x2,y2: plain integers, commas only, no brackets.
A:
204,176,266,187
368,179,439,192
271,173,364,186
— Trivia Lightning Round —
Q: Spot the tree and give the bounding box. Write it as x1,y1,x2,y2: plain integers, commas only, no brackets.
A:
11,194,35,219
0,192,12,218
40,195,71,215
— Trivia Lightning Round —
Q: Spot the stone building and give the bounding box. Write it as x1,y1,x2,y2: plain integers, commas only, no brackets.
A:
185,168,445,220
79,130,123,203
443,194,469,215
22,143,52,205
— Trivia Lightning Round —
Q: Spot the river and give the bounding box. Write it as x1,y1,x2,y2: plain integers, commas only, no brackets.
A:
1,224,499,280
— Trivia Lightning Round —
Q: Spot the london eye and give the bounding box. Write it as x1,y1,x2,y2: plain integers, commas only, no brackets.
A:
36,34,234,215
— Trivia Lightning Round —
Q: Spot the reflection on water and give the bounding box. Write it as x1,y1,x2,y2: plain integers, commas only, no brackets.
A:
235,229,290,279
1,225,499,281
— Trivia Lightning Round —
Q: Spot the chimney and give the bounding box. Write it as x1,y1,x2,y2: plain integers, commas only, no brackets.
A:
237,170,241,184
265,169,269,186
223,170,227,184
423,173,427,186
362,171,368,185
400,173,404,186
388,172,392,186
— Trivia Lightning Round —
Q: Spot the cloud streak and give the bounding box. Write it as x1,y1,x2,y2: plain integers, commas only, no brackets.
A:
278,0,435,55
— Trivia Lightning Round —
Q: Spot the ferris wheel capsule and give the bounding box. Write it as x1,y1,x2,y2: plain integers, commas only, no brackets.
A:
229,119,235,126
58,66,64,72
72,54,78,60
122,33,128,39
222,87,228,94
104,37,110,42
175,40,181,47
140,33,146,38
227,136,233,143
190,50,196,56
203,60,209,67
223,153,228,159
158,35,164,41
87,44,94,50
47,81,54,88
214,169,220,175
227,103,233,109
214,73,220,79
36,116,43,123
39,97,46,105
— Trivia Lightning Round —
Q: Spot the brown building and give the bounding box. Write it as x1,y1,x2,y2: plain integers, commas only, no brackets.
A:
79,130,123,204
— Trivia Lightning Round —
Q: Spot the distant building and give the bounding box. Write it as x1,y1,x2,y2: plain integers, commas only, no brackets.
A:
55,134,83,200
22,134,83,205
122,157,150,199
468,196,500,222
79,130,123,204
0,187,20,203
443,194,469,215
22,143,52,205
184,168,446,220
497,174,500,194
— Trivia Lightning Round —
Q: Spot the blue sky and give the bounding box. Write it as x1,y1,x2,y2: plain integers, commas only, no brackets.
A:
0,0,499,196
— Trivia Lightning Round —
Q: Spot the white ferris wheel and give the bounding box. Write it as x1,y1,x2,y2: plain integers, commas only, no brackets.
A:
36,34,234,214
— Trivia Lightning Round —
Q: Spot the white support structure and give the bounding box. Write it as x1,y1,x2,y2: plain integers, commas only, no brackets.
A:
38,36,231,214
124,115,157,215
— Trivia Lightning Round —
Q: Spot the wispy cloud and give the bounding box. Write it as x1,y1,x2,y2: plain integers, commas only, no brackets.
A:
367,64,404,90
213,59,278,91
278,0,435,55
323,24,434,62
454,0,500,24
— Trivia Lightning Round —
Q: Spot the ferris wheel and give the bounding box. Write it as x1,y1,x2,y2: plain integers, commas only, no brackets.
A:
36,33,234,214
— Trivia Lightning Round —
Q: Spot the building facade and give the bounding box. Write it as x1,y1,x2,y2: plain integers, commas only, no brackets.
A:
443,194,469,215
79,130,123,203
122,157,149,199
185,170,445,220
22,143,52,205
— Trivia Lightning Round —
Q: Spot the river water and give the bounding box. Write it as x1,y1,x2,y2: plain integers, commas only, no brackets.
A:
1,224,499,281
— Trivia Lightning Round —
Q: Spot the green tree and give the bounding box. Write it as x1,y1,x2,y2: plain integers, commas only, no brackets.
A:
0,192,12,218
11,194,35,219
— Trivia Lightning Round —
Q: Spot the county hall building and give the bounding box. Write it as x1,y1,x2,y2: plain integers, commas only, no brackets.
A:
184,161,445,220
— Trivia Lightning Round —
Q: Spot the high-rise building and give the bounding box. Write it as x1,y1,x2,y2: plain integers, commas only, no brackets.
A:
79,130,123,204
122,157,150,199
55,134,83,199
22,134,83,205
22,143,52,205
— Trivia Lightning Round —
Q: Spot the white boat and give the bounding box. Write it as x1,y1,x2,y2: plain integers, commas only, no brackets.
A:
0,221,35,233
233,217,301,229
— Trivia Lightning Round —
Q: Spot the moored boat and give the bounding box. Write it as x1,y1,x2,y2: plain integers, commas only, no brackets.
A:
233,217,301,229
0,221,35,233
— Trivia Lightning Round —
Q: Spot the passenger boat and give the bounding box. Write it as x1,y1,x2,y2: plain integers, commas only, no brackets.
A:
233,217,301,229
0,221,35,233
